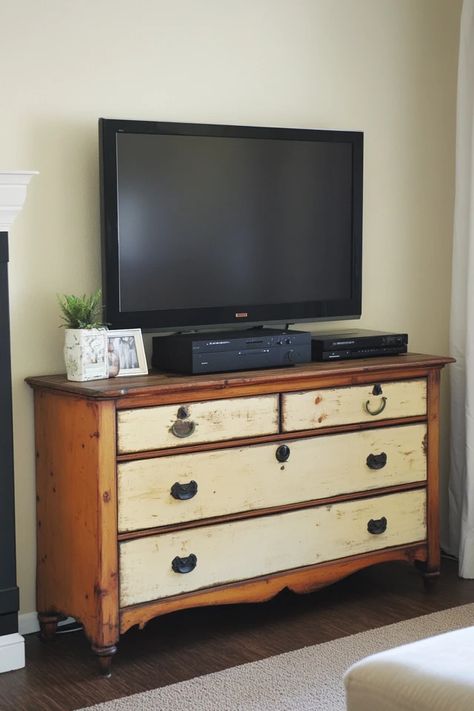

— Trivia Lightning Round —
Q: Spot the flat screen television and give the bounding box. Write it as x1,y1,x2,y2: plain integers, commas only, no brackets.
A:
99,119,363,331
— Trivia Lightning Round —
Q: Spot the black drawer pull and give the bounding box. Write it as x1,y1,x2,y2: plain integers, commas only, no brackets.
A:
372,384,383,396
276,444,290,463
171,480,198,500
171,405,196,438
171,419,196,438
172,554,197,574
367,517,387,535
365,396,387,416
366,452,387,470
177,406,190,420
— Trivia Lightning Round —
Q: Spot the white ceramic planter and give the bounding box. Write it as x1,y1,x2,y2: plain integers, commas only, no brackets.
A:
64,329,108,382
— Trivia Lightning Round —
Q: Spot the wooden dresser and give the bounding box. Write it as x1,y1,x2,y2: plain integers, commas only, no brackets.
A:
27,353,452,675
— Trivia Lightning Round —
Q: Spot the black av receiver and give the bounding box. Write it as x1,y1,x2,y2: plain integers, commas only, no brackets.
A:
153,328,312,374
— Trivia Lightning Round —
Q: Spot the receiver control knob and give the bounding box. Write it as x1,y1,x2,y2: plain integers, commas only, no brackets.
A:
286,349,296,363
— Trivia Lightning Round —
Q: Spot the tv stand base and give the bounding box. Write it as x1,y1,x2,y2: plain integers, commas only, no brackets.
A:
27,354,452,675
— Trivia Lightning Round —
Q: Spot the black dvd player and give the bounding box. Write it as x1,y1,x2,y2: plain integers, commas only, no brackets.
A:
153,328,312,374
311,329,408,362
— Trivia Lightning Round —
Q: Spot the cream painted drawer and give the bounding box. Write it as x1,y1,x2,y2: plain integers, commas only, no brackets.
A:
117,395,279,454
119,489,426,606
282,379,427,432
118,424,427,532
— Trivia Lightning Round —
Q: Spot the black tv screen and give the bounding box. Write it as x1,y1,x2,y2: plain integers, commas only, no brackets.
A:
99,120,363,330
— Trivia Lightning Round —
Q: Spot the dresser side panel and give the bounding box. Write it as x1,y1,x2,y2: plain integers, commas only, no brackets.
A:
426,368,441,572
34,391,118,647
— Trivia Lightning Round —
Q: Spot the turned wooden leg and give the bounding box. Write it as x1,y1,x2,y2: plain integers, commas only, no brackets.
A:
422,569,440,591
91,644,117,677
38,612,61,641
415,560,440,591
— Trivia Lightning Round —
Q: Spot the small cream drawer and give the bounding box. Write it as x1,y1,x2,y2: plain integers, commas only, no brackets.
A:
117,394,279,454
119,489,426,606
282,379,427,432
117,424,427,532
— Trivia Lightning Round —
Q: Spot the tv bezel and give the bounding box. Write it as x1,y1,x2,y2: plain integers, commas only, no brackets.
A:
99,119,363,331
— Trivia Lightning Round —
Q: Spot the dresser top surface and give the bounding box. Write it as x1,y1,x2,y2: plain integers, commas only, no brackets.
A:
26,353,454,400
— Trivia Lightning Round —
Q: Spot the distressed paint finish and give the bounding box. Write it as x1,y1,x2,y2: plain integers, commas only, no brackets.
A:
120,543,428,633
117,423,427,532
27,354,452,673
282,379,427,432
119,489,427,607
117,395,279,454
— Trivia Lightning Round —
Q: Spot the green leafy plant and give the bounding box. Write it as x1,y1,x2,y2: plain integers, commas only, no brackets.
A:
58,289,104,329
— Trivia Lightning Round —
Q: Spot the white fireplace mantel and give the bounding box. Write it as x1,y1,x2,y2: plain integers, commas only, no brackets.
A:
0,171,38,232
0,169,37,675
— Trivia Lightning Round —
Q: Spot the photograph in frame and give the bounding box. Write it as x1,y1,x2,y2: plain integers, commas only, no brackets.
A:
106,329,148,377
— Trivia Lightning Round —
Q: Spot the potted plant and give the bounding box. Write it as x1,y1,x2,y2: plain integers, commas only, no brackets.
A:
58,290,108,381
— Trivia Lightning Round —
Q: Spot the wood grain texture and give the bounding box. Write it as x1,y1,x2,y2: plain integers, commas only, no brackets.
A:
34,391,119,649
117,424,427,532
117,481,427,540
282,379,427,431
115,414,428,462
119,489,426,606
117,394,279,454
26,353,454,404
120,542,428,634
1,558,472,711
27,353,451,673
425,369,441,575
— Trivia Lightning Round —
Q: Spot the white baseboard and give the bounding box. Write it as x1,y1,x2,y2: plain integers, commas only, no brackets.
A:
0,634,25,673
19,612,76,636
19,612,39,635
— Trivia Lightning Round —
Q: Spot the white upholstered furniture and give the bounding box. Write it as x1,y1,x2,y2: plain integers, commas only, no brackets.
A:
344,625,474,711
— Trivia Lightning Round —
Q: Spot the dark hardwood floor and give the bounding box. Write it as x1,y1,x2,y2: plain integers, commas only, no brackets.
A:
1,557,474,711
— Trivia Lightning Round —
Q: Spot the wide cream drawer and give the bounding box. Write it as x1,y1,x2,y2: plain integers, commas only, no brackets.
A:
117,395,279,454
119,489,426,606
282,379,427,432
117,424,427,532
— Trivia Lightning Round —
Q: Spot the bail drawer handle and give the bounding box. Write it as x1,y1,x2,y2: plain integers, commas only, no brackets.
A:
365,396,387,416
172,553,197,574
276,444,290,463
366,452,387,470
367,517,387,535
171,480,198,500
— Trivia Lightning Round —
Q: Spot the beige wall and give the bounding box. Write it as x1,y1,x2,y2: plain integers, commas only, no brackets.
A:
1,0,461,617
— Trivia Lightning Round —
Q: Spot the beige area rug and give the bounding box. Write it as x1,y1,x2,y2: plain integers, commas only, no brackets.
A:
79,603,474,711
